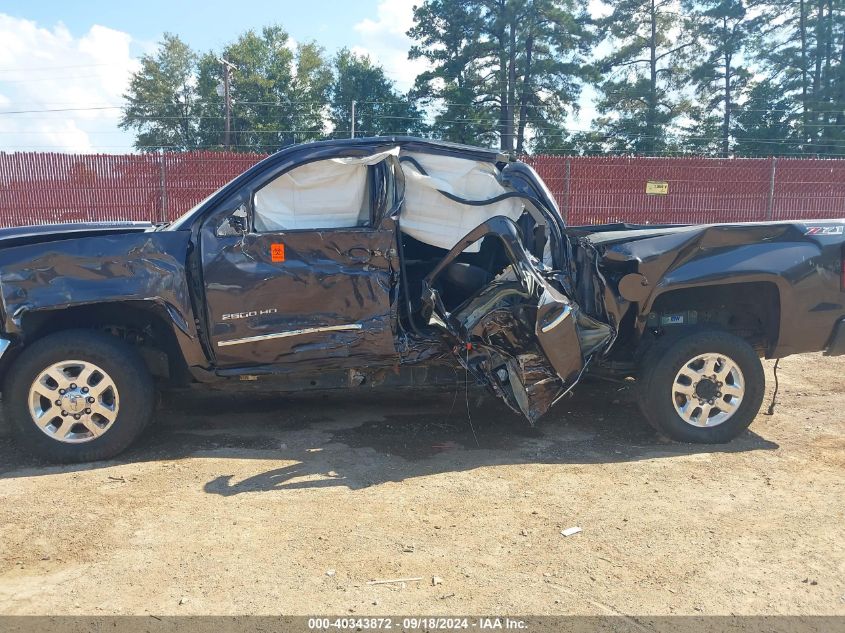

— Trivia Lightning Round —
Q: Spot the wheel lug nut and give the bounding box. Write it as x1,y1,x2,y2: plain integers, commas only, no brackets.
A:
59,389,66,395
55,399,61,406
70,383,77,389
61,410,68,416
87,397,95,403
85,408,91,414
73,414,81,420
82,387,89,393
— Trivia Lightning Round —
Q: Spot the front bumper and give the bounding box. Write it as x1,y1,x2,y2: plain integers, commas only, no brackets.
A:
824,318,845,356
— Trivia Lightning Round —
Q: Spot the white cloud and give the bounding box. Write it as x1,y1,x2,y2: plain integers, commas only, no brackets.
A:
587,0,613,19
352,0,430,93
0,14,139,152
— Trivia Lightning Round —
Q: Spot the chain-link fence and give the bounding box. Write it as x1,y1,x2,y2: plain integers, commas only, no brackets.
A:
1,151,843,227
524,155,845,225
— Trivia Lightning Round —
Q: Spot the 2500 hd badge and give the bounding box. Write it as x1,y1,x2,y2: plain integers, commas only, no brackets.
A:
222,308,279,321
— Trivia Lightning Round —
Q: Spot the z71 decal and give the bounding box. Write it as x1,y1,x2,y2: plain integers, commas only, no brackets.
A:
805,225,844,235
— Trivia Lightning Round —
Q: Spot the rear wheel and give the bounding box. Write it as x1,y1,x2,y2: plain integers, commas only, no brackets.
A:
637,330,765,443
4,330,154,462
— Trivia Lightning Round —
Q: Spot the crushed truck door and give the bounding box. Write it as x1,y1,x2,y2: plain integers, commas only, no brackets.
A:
420,216,612,422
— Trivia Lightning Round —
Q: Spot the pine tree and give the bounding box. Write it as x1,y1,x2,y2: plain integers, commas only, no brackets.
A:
756,0,844,155
591,0,694,155
682,0,752,156
408,0,593,152
733,81,803,156
408,0,500,147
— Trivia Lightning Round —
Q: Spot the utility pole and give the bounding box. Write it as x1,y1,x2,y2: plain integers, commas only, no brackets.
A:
350,100,356,138
218,58,237,150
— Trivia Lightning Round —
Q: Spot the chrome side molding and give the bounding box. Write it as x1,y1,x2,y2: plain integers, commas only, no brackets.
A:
217,324,363,347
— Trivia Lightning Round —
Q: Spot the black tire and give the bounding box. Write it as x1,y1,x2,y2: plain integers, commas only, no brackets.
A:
3,329,155,462
636,330,765,443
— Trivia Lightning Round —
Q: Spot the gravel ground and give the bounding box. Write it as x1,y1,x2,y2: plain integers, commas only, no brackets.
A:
0,353,842,616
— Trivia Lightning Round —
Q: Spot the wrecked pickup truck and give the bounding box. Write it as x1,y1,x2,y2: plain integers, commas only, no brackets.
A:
0,137,843,462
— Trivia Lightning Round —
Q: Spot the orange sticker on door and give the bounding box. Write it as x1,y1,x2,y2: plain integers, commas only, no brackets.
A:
270,243,285,262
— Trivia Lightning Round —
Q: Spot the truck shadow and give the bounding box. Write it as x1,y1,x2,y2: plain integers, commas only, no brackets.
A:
0,380,778,486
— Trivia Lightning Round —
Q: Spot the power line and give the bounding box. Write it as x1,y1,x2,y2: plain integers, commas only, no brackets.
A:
2,120,843,150
3,97,845,118
0,63,119,73
0,106,122,115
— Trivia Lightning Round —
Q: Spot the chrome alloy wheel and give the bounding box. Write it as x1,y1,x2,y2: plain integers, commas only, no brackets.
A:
672,352,745,428
27,360,120,443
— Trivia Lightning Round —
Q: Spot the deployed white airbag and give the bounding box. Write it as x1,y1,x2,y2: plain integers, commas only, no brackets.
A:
254,148,398,232
400,152,523,252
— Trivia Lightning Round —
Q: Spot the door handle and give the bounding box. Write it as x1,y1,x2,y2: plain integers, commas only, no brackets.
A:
345,247,377,264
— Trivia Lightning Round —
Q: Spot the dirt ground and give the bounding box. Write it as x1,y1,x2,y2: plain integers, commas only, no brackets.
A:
0,353,842,617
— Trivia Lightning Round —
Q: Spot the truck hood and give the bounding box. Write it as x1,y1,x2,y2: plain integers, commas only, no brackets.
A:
0,221,154,249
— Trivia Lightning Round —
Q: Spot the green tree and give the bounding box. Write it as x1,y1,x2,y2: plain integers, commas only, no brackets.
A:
195,26,332,152
591,0,694,155
756,0,844,155
409,0,499,146
409,0,593,152
119,33,199,152
192,52,225,148
733,80,803,156
330,48,425,137
529,123,577,154
682,0,753,156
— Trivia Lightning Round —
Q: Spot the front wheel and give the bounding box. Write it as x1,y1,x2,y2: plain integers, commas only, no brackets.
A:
637,330,766,443
3,330,155,462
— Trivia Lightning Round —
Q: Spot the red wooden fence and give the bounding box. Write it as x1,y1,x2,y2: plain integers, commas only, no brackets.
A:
1,151,844,227
0,152,265,226
524,155,845,224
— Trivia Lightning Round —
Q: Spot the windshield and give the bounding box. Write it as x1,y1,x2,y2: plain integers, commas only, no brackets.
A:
163,181,232,231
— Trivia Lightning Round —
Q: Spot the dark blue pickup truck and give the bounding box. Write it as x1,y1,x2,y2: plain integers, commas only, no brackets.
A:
0,137,842,462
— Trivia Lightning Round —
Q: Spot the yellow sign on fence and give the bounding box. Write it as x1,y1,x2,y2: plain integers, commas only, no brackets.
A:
646,180,669,195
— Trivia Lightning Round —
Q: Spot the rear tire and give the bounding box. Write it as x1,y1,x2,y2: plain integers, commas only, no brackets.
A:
637,330,765,443
4,329,154,462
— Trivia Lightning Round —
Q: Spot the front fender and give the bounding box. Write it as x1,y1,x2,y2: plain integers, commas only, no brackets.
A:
0,231,206,367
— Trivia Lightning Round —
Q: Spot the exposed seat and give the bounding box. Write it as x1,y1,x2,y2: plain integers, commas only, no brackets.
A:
442,262,493,299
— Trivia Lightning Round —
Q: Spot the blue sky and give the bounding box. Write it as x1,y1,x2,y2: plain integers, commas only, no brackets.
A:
0,0,427,152
2,0,383,62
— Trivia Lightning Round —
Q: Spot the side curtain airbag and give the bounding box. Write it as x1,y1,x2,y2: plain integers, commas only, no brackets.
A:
400,153,523,252
254,148,399,231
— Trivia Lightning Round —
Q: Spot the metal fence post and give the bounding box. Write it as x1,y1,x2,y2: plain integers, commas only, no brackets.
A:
563,156,572,223
159,150,168,224
766,156,777,220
